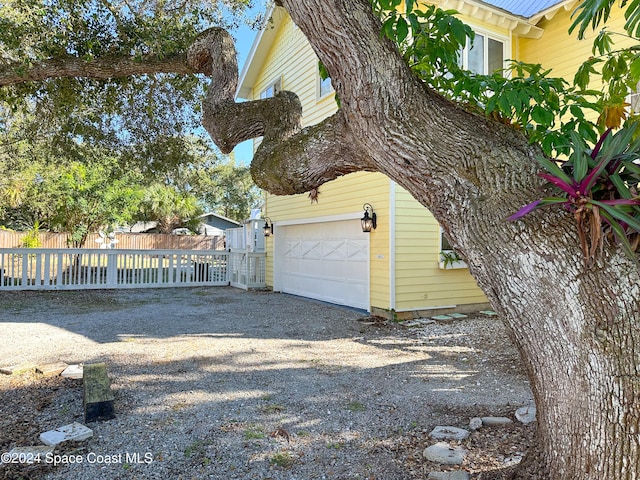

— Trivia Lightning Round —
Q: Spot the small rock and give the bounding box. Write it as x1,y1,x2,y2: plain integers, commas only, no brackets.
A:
469,417,482,430
61,364,83,379
416,318,436,325
40,422,93,446
399,320,422,327
7,445,55,463
432,315,453,322
481,416,513,426
427,472,470,480
423,442,467,465
515,405,536,424
429,426,470,441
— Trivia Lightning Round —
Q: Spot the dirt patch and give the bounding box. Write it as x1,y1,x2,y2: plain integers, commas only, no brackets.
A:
0,287,534,479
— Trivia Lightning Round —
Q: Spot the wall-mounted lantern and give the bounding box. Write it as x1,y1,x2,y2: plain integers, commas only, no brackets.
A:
263,217,274,237
361,204,377,232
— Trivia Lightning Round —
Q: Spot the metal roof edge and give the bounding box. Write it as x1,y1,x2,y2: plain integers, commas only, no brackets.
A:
528,0,578,24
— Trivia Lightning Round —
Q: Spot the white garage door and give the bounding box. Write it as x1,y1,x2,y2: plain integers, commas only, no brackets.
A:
276,220,369,310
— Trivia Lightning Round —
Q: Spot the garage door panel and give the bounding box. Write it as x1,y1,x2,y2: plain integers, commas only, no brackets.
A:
276,220,369,310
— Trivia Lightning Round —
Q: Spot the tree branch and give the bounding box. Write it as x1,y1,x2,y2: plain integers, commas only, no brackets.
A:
0,54,197,87
188,27,375,194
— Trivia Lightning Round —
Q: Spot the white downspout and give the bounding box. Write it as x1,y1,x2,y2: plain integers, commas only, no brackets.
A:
389,179,396,312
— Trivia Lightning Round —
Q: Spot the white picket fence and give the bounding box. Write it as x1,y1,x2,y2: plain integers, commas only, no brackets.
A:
0,248,266,291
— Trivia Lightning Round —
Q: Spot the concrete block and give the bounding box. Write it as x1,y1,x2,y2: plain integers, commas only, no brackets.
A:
39,422,93,446
61,364,83,379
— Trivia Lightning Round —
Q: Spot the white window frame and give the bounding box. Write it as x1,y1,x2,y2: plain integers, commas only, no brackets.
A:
260,76,282,99
459,27,509,76
318,74,333,100
627,81,640,115
438,227,467,270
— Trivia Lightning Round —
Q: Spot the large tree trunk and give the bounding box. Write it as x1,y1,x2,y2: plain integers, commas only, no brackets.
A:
191,0,640,477
469,212,640,479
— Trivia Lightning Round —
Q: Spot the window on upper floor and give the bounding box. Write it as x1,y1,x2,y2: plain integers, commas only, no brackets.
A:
260,77,282,99
319,75,333,99
460,31,507,76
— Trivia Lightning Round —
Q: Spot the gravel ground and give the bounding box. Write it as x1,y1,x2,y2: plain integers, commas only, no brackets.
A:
0,287,534,480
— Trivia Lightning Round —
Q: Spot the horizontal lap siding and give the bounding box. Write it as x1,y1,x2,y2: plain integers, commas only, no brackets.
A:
255,8,493,312
517,6,631,103
252,17,332,129
393,186,487,311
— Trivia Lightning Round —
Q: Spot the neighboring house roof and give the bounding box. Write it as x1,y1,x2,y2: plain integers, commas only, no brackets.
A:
124,213,239,235
198,212,240,228
126,221,159,233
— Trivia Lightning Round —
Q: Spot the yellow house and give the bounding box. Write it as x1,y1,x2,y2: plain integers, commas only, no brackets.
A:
235,0,613,318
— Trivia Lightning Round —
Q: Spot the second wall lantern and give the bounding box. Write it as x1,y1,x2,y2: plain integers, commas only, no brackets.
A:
263,217,274,237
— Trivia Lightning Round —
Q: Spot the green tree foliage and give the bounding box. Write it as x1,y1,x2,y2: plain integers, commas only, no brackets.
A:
371,0,602,156
0,0,255,162
162,137,261,221
0,111,258,240
138,183,203,234
0,0,262,216
0,0,263,237
48,161,144,246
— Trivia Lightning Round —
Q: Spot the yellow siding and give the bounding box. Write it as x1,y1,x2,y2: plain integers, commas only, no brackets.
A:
255,3,638,315
252,16,336,129
517,5,633,92
393,185,487,313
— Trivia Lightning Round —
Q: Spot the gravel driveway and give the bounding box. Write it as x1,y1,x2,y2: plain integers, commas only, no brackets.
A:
0,287,534,479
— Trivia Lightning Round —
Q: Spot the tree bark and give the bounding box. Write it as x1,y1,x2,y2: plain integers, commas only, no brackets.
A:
196,1,640,478
0,54,197,87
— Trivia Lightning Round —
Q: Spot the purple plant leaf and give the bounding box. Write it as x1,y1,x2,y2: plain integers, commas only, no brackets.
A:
539,173,578,196
591,127,612,159
507,200,542,221
577,153,615,195
507,197,567,222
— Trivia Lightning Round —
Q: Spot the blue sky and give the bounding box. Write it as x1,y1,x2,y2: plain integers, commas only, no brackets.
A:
228,22,259,165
